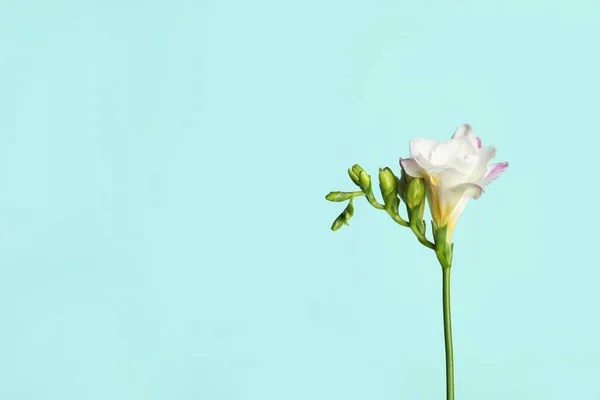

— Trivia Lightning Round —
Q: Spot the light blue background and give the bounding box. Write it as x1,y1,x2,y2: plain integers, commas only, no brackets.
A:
1,1,598,399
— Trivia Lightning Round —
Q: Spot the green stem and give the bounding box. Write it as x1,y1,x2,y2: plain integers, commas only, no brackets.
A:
388,210,409,227
410,224,435,249
365,193,385,210
407,206,435,249
356,191,435,244
348,191,366,198
442,266,454,400
347,191,386,210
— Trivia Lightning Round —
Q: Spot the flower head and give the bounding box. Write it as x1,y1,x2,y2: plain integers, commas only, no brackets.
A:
400,124,508,242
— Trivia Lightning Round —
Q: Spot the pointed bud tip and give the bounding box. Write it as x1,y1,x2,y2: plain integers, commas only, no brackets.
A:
331,217,344,231
348,168,360,186
359,171,371,188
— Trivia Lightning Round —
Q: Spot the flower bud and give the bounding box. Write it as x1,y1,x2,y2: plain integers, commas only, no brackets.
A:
348,164,371,192
325,191,353,202
348,166,361,186
378,168,396,195
379,167,398,210
406,177,425,209
331,215,345,231
359,171,371,189
330,201,354,231
343,201,354,222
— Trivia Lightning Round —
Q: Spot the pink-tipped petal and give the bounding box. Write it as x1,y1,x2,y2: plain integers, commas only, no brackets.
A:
469,146,496,182
476,137,482,148
483,162,509,186
452,124,473,138
451,124,478,149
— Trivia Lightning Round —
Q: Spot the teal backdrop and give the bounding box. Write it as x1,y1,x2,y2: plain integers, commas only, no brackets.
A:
1,1,598,399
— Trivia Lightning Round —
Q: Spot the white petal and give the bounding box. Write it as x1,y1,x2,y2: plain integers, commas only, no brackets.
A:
413,154,439,171
435,167,469,188
430,138,475,165
434,182,483,238
452,124,473,139
451,124,479,149
409,138,441,159
469,146,497,183
429,141,455,166
445,182,483,225
430,137,478,175
449,182,484,200
399,157,427,178
448,153,479,177
478,146,497,165
424,177,480,236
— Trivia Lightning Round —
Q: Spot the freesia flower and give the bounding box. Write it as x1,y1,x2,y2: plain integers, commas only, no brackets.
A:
326,123,509,399
400,124,508,242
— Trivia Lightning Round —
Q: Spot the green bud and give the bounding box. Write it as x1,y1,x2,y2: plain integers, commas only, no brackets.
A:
406,177,425,209
330,201,355,231
408,198,426,227
348,164,371,192
359,171,371,189
331,216,345,231
343,201,354,221
379,167,399,211
348,167,360,186
378,168,396,195
325,191,353,202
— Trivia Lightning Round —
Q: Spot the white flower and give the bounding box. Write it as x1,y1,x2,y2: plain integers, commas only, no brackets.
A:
400,124,508,242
